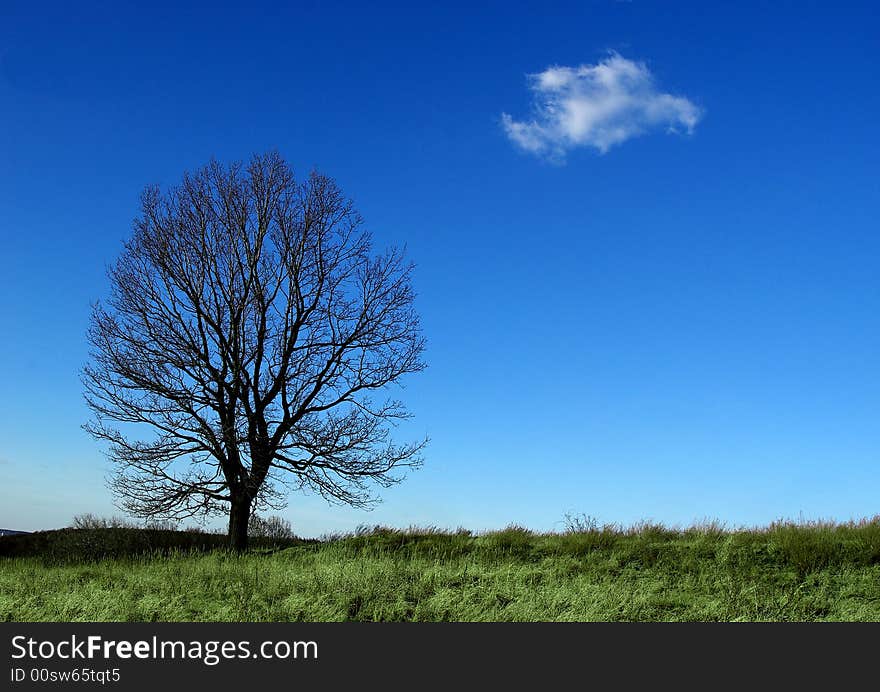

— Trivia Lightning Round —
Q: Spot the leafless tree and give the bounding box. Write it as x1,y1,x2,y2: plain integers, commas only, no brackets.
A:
83,152,426,550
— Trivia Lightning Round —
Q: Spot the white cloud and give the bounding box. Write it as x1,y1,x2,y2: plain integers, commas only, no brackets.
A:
501,53,702,161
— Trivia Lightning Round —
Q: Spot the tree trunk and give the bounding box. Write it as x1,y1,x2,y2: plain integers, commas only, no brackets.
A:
228,495,252,552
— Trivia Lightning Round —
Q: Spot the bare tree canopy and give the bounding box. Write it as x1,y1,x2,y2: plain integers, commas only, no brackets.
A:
83,152,426,549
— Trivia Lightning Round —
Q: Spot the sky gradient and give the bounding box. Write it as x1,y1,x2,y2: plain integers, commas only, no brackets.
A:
1,1,878,536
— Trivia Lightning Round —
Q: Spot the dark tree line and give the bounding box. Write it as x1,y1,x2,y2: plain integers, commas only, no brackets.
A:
83,153,426,549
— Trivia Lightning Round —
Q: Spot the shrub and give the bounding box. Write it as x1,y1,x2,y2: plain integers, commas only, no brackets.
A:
71,514,137,530
0,525,305,563
562,512,599,534
248,515,295,542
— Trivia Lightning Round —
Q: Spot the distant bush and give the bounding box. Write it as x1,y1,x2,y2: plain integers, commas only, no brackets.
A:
71,514,138,530
562,512,599,533
72,514,179,532
248,515,294,541
0,525,306,564
0,528,225,563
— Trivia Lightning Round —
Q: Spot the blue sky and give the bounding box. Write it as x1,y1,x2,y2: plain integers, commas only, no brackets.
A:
1,1,878,536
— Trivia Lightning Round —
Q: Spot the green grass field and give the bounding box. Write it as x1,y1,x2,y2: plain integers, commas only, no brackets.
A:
3,520,880,621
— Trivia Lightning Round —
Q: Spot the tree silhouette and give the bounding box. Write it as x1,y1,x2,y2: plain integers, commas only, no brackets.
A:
83,152,426,549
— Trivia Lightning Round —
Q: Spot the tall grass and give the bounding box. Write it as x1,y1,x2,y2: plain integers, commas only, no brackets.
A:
3,519,880,621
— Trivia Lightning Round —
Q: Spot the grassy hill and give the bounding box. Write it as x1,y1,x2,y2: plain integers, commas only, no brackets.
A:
3,520,880,621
